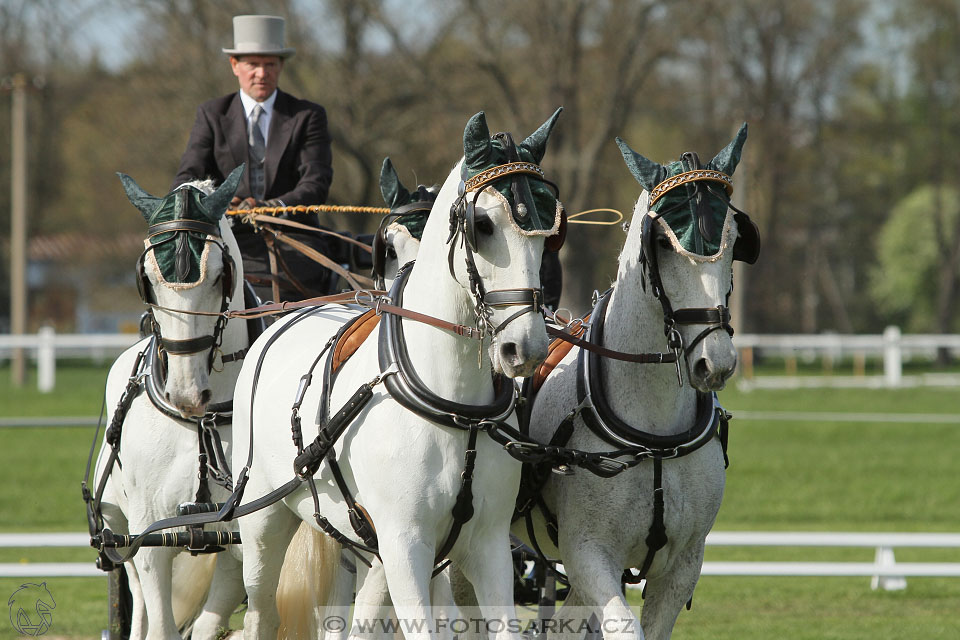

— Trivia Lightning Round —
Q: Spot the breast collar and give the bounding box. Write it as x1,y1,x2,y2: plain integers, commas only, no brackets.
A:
142,334,233,425
377,265,516,430
575,289,722,456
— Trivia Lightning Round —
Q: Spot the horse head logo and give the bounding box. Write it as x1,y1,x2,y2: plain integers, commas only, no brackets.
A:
8,582,56,636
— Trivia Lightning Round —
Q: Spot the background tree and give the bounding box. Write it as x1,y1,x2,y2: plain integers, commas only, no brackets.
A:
3,0,960,336
871,185,960,332
891,0,960,337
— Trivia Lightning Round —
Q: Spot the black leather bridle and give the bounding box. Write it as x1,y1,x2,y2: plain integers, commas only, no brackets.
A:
136,217,238,373
639,155,760,385
447,133,562,341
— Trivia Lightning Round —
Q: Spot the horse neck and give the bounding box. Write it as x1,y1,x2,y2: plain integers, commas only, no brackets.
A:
396,176,495,405
600,198,697,432
208,219,248,403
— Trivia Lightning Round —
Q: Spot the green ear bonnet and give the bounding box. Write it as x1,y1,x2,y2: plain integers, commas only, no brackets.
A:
119,166,243,285
617,123,748,257
460,109,563,235
378,157,434,241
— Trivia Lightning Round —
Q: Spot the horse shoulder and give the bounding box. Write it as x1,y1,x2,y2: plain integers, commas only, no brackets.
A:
527,349,579,442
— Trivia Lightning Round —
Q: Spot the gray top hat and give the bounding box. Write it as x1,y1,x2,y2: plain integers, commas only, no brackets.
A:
222,15,295,58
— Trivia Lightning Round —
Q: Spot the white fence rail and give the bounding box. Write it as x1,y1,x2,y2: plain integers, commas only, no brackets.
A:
4,532,960,590
5,326,960,391
0,329,140,392
737,326,960,388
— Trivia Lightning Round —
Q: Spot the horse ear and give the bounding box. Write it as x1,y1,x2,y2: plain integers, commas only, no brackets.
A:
204,164,245,219
615,137,666,192
379,158,411,209
117,172,161,222
708,122,748,176
519,107,563,164
463,111,493,171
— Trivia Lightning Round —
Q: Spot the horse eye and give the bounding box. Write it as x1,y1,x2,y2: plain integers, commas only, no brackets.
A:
387,247,397,259
475,215,494,237
656,236,673,250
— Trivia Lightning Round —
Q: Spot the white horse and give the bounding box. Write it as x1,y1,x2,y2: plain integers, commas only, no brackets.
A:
513,125,760,640
88,168,251,640
273,159,431,640
231,109,564,640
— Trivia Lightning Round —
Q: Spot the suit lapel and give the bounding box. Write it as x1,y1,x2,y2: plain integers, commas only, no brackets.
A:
265,90,295,196
222,94,250,195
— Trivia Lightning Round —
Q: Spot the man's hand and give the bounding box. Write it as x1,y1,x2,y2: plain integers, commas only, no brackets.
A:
231,197,284,210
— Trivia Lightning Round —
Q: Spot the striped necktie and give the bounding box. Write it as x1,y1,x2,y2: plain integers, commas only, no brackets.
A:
248,105,266,199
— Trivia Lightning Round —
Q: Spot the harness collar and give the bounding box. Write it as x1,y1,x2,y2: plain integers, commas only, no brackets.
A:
142,334,233,424
576,290,723,453
377,266,516,430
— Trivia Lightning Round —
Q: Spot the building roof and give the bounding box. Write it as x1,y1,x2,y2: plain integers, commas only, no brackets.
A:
0,233,144,262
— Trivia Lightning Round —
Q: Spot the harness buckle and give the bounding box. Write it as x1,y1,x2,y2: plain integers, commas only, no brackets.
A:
373,364,399,386
593,456,630,474
354,290,376,309
211,347,224,373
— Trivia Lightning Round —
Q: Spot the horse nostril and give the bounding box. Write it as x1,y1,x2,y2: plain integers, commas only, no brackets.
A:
200,389,212,406
694,358,712,382
500,342,520,366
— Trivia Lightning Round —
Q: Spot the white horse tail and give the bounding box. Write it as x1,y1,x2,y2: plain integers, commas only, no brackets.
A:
170,553,217,629
277,523,342,640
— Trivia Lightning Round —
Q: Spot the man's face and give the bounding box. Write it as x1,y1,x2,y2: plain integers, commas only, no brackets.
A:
231,55,283,101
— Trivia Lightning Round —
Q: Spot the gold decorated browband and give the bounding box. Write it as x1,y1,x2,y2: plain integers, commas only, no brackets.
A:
464,162,545,193
649,169,733,208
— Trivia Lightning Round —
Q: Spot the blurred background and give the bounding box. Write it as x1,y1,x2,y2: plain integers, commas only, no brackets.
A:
3,5,960,634
1,0,958,338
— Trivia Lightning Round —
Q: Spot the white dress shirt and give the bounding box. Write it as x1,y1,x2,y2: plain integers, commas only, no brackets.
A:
239,89,278,147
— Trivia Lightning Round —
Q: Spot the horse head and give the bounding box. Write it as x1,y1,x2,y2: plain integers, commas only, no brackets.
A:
375,158,429,289
413,109,564,378
616,124,760,391
119,166,244,418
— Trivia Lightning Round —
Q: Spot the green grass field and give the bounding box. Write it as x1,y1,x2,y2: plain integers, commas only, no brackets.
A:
2,362,960,638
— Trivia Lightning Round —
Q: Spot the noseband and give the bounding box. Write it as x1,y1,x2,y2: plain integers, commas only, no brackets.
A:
447,134,559,339
137,217,237,372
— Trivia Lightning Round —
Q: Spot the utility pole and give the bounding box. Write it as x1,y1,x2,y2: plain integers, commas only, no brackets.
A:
9,73,28,387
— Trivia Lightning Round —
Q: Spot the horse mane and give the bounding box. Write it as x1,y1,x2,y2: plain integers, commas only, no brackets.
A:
182,178,217,196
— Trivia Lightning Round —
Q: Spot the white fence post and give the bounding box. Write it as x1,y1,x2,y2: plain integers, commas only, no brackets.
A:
883,326,902,388
37,326,56,393
871,546,907,591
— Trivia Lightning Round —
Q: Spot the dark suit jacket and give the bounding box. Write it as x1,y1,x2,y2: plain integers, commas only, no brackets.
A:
171,89,333,206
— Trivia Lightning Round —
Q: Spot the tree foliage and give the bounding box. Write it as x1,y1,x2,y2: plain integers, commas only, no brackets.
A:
871,185,960,332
